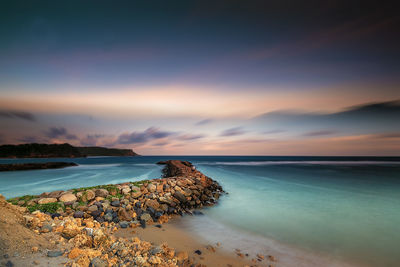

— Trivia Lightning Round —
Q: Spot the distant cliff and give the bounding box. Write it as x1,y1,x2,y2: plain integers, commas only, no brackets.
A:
76,146,138,157
0,143,138,158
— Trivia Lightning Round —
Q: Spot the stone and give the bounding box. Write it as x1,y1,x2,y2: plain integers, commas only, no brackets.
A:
147,183,156,193
91,257,107,267
121,186,131,195
68,248,82,259
48,190,64,199
73,211,84,218
81,190,95,202
194,250,202,255
59,193,77,203
104,213,113,222
111,200,120,207
119,221,129,228
88,205,98,212
94,189,109,198
146,199,160,210
40,223,53,233
4,261,13,267
173,191,187,203
37,198,57,204
118,208,133,221
140,213,152,222
47,250,63,257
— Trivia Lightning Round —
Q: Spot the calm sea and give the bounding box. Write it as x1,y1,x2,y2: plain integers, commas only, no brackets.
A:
1,156,399,266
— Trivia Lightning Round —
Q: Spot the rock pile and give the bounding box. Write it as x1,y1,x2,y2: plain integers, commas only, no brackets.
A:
6,160,226,266
9,160,224,229
24,211,188,266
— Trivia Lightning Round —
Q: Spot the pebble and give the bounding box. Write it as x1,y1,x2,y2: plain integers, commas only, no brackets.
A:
73,211,84,218
194,250,202,255
91,257,107,267
5,261,14,267
47,250,63,257
111,200,120,207
119,221,129,228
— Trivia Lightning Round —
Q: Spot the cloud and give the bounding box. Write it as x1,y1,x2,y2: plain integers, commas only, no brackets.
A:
117,127,176,144
195,119,213,126
263,129,286,134
220,127,246,137
303,130,337,137
177,134,206,141
45,127,78,140
254,100,400,134
0,110,36,121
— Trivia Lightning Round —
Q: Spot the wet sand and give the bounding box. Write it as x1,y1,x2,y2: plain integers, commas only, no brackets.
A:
115,217,270,267
116,215,360,267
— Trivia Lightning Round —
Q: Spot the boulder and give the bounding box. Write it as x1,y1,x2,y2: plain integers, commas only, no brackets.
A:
118,208,133,221
94,189,109,198
81,190,95,202
88,205,98,212
173,191,187,203
37,198,58,204
147,183,156,193
140,213,152,222
59,193,77,203
146,199,160,210
48,190,64,199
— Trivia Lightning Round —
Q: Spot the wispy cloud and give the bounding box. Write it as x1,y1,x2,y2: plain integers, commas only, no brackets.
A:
117,127,176,144
195,119,213,126
220,127,246,137
302,130,337,137
45,127,78,140
0,110,36,121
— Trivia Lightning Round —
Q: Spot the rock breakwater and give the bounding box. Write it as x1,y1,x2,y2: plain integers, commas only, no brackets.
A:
4,160,227,266
8,160,224,229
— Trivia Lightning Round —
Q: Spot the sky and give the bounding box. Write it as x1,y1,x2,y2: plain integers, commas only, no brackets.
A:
0,0,399,155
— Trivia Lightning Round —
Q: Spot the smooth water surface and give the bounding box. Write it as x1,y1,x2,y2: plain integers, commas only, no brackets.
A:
1,156,399,266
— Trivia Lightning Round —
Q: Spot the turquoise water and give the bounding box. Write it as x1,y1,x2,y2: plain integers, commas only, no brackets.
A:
1,156,399,266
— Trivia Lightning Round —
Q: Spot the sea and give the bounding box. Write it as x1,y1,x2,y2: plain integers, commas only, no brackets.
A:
1,156,399,267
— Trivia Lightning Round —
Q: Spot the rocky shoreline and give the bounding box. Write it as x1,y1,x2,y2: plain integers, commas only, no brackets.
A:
3,160,233,266
0,162,78,172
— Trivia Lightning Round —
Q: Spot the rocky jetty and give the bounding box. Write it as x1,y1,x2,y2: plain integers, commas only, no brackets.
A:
8,160,223,225
0,162,78,172
4,160,226,266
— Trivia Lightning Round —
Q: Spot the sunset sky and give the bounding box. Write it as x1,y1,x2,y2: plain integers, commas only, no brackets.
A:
1,1,399,155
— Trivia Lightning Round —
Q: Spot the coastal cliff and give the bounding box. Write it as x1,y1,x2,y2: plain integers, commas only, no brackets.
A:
0,143,138,158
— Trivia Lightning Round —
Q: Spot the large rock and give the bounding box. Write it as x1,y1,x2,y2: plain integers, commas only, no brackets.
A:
59,193,77,203
118,208,133,221
145,199,160,210
173,191,187,203
147,183,156,193
48,190,64,199
140,213,152,222
94,189,109,198
81,190,95,202
38,198,58,204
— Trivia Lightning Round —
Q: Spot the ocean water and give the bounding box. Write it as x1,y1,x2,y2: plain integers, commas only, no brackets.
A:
1,156,399,266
